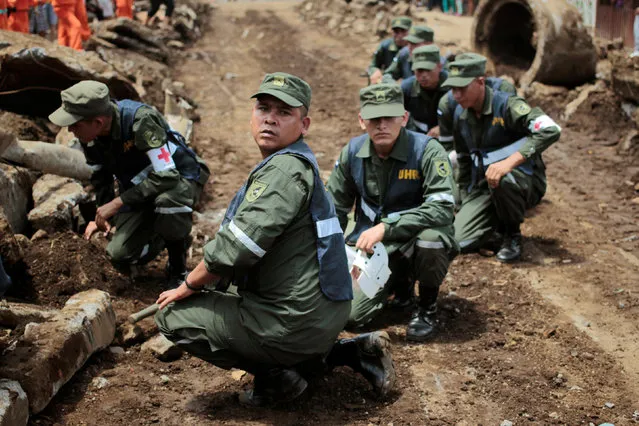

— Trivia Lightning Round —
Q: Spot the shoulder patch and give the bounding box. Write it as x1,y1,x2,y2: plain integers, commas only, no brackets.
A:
143,129,164,148
514,101,532,116
245,180,269,203
435,159,451,177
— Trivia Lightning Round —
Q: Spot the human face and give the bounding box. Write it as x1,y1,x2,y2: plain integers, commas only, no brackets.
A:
68,118,104,143
452,78,485,110
415,64,441,90
250,95,310,158
408,41,428,54
358,112,409,158
392,28,409,47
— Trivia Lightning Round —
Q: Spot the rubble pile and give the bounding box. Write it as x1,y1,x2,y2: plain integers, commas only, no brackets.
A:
299,0,416,37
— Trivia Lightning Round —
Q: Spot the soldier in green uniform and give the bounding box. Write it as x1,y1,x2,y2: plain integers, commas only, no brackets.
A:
401,45,448,137
327,83,457,342
441,56,561,262
154,73,396,407
382,25,435,82
48,80,210,287
368,16,412,85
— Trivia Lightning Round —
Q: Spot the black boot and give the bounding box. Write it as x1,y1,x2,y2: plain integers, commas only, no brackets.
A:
165,237,191,288
238,368,308,407
496,226,522,263
326,331,396,397
406,303,437,342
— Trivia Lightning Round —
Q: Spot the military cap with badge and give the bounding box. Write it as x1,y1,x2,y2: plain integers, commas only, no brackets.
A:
442,54,487,88
403,25,434,44
390,16,412,30
411,45,440,71
49,80,112,127
251,72,312,110
359,83,405,119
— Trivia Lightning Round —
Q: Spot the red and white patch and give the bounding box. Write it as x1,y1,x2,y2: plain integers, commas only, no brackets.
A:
529,115,560,132
147,144,176,172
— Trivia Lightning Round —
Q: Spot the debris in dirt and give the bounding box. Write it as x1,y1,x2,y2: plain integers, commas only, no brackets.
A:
604,402,615,409
500,421,513,426
563,81,606,121
543,328,557,338
91,377,109,390
88,18,171,63
581,352,595,360
30,230,48,242
141,334,183,362
0,379,29,426
120,324,144,346
231,370,247,381
28,175,90,234
160,375,170,384
109,346,125,355
0,164,35,235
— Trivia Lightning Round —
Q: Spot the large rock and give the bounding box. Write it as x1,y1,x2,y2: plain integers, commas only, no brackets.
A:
0,380,28,426
0,163,34,234
611,51,639,103
27,174,89,233
0,31,139,119
0,290,116,414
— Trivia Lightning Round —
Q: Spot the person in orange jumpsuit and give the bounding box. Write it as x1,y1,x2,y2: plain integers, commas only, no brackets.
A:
0,0,9,30
74,0,90,40
115,0,132,19
8,0,30,33
52,0,82,50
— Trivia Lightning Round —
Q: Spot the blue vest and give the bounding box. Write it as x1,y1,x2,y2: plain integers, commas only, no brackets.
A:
115,100,203,191
397,46,413,79
222,140,352,302
452,90,532,190
346,130,431,243
377,38,399,70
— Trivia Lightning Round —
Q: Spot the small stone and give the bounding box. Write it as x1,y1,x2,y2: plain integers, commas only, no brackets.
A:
549,412,559,419
109,346,125,355
635,183,639,191
121,324,144,346
598,423,615,426
160,375,170,384
561,259,572,264
569,385,583,391
500,421,513,426
581,352,595,360
31,229,48,241
570,350,579,357
141,334,183,362
91,377,109,389
631,197,639,205
618,302,626,309
231,370,246,381
604,402,615,408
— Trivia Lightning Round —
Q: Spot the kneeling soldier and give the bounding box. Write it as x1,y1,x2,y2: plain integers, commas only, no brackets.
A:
327,83,457,341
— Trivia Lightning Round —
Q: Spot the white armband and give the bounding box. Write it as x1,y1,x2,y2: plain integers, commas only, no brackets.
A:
147,144,176,172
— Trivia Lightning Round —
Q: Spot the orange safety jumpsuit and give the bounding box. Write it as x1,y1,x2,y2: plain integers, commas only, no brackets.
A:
0,0,9,30
115,0,132,19
74,0,90,40
52,0,82,50
7,0,30,33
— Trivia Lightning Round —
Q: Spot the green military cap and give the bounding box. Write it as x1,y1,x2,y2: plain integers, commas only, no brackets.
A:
454,52,485,62
403,25,434,44
49,80,111,127
411,45,440,71
390,16,412,30
251,72,312,110
442,56,487,88
359,83,405,120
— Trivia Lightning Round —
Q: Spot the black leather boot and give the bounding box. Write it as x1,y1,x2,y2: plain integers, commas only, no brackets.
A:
406,303,437,342
239,368,308,407
165,237,191,288
326,331,396,397
496,226,522,263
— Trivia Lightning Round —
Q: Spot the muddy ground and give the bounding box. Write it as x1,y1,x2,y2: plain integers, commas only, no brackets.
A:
12,1,639,424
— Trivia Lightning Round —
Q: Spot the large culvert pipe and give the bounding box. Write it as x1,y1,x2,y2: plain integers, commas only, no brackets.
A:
472,0,597,87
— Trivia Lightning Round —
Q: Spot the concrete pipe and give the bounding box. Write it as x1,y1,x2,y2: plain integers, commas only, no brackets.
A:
472,0,597,87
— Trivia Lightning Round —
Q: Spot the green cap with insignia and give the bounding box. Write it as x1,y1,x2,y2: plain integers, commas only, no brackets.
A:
359,83,405,120
442,55,487,88
251,72,312,110
403,25,434,44
411,45,440,71
390,16,412,30
49,80,112,127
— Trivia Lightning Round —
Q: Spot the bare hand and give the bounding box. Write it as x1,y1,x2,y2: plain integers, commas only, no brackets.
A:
356,223,385,253
369,69,383,85
95,197,123,231
156,283,195,310
427,125,441,138
84,221,99,240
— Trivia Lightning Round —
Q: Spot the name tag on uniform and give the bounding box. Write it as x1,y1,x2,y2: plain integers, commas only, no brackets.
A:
398,169,420,180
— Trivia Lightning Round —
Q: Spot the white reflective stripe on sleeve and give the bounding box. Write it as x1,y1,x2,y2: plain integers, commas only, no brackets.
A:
147,144,176,173
506,173,516,184
483,137,527,165
155,206,193,214
437,109,443,116
360,198,377,222
139,244,149,259
175,338,194,345
316,217,343,238
386,206,419,221
131,165,154,185
88,164,103,171
439,135,454,142
459,238,477,248
529,114,561,132
412,119,429,133
416,240,445,249
448,150,458,168
425,193,455,204
228,220,266,258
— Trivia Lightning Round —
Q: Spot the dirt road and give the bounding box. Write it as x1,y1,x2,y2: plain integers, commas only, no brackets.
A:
32,1,639,424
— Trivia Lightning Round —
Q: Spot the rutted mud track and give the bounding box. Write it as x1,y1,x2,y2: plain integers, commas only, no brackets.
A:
31,2,639,424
